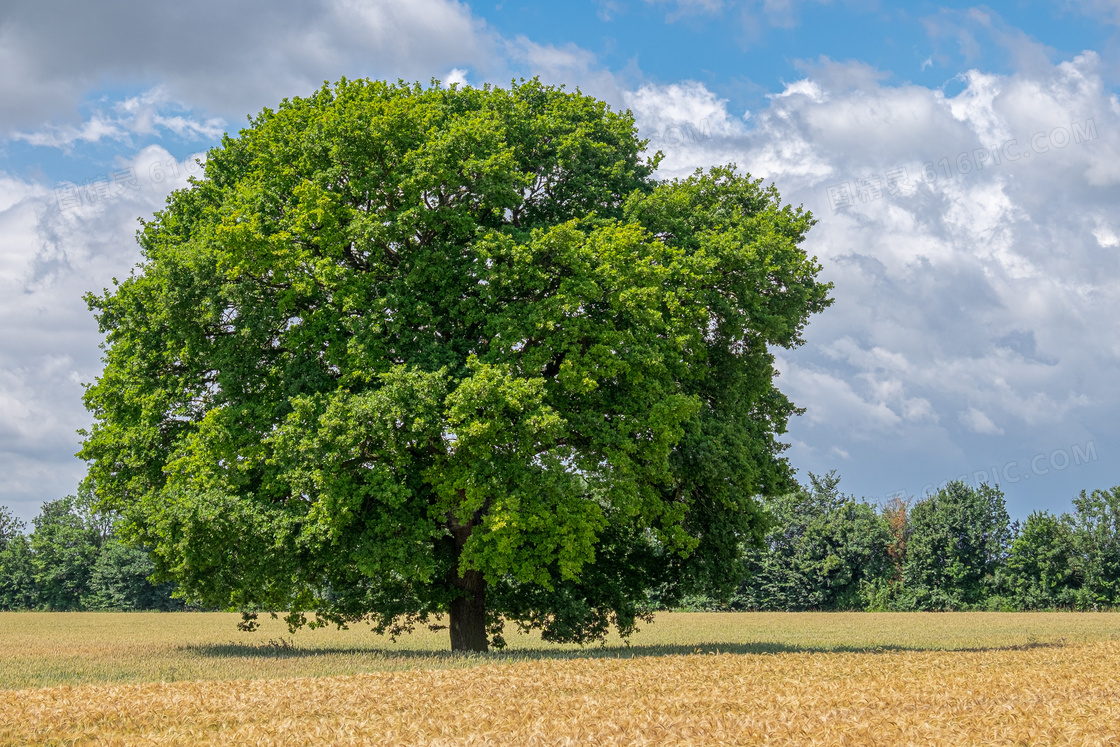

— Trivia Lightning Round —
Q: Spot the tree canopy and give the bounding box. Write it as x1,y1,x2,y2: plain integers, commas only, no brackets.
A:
739,471,893,611
80,78,832,651
897,481,1012,610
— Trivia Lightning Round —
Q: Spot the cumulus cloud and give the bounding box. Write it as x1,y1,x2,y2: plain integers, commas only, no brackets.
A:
625,49,1120,512
0,0,495,135
623,81,757,176
0,148,200,523
444,68,471,88
13,87,224,150
504,37,631,106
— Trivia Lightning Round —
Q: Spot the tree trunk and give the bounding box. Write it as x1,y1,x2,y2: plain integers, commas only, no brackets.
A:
449,566,488,652
447,513,488,653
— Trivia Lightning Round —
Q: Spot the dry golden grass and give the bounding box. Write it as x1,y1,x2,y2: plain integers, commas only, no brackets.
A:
3,610,1120,691
3,612,1119,744
4,640,1120,745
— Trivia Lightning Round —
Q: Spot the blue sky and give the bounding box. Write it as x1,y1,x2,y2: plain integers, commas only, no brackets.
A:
486,1,1113,93
2,0,1119,523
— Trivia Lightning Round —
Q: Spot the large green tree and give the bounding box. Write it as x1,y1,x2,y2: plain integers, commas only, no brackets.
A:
80,78,831,651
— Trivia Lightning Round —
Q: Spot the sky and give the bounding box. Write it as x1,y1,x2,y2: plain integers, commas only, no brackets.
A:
1,0,1119,524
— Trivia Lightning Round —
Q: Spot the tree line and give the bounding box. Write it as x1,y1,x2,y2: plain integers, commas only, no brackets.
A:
0,488,180,612
671,472,1120,612
4,473,1117,614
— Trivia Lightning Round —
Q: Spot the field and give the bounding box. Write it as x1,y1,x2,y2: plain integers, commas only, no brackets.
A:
2,612,1119,744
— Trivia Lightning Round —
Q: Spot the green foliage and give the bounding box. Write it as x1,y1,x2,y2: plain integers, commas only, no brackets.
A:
80,78,831,648
0,505,23,548
0,507,36,611
995,488,1120,611
0,535,36,610
737,471,893,610
1002,511,1078,610
0,498,178,612
82,540,182,611
28,494,108,610
857,575,896,612
896,482,1012,610
1066,487,1120,609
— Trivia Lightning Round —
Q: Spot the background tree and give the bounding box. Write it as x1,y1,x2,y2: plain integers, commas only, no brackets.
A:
0,505,22,545
1067,487,1120,609
0,499,180,612
737,471,893,610
28,492,110,610
897,482,1012,610
0,506,36,610
80,78,832,651
82,540,182,611
1002,511,1077,609
880,496,909,573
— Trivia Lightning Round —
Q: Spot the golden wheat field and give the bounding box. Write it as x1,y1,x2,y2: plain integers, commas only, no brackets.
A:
2,612,1119,745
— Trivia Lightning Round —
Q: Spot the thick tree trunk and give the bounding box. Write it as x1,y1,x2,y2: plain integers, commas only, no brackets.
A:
447,513,488,653
449,567,488,652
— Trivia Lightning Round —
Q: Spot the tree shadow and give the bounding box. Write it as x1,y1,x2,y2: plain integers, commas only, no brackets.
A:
187,638,1066,661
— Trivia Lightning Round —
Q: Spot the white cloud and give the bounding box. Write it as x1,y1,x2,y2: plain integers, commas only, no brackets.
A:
13,87,224,150
628,51,1120,511
13,117,129,149
0,0,497,136
114,88,226,140
960,408,1005,435
1093,223,1119,247
444,68,471,88
505,37,629,106
0,148,200,523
